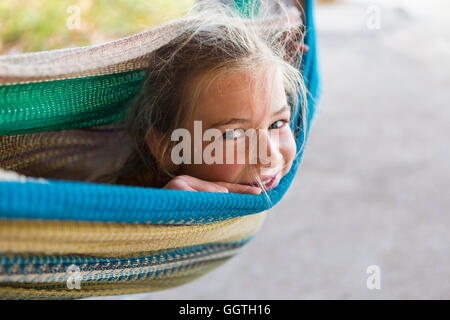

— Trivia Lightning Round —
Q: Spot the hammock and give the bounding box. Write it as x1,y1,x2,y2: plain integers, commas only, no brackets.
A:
0,0,320,299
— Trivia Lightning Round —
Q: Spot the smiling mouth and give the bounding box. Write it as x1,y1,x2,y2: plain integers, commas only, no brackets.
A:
245,172,281,191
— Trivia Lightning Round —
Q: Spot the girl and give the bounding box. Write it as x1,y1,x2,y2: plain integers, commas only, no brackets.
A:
97,0,308,196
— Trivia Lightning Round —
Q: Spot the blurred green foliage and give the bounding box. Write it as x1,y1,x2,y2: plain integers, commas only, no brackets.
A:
0,0,195,54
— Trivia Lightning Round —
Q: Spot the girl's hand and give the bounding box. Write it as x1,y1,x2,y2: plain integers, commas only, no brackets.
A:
163,175,261,195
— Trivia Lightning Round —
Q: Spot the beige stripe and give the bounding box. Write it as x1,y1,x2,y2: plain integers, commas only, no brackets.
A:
0,55,150,85
0,212,266,256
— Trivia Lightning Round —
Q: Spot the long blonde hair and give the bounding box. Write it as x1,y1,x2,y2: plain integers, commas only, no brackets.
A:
96,0,308,187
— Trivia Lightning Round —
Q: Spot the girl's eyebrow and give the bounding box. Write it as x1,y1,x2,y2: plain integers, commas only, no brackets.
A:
211,118,250,128
273,105,290,116
210,105,290,128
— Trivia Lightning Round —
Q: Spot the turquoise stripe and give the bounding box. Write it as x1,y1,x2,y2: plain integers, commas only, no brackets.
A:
233,0,260,17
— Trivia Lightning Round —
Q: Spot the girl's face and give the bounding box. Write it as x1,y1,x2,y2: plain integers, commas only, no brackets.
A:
177,64,297,191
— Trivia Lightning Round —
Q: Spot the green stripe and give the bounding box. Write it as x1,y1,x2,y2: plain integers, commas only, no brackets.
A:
0,70,146,136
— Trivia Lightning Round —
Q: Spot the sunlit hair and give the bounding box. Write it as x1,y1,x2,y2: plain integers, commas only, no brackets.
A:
95,0,308,189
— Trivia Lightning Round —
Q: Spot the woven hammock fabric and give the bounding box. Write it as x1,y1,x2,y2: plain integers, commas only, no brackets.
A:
0,0,320,299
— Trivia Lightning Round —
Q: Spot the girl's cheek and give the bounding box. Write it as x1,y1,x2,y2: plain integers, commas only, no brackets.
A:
185,162,244,183
210,163,244,182
179,140,246,183
279,127,297,173
197,137,263,183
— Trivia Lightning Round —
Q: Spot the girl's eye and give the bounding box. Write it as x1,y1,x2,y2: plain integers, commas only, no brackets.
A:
222,128,245,140
269,120,287,130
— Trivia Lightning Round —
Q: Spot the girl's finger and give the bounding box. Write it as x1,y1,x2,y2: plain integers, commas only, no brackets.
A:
165,175,261,195
299,43,309,53
163,177,196,191
215,182,262,195
179,175,229,193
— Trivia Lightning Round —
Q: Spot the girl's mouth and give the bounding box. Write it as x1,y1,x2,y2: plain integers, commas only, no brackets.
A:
245,172,282,191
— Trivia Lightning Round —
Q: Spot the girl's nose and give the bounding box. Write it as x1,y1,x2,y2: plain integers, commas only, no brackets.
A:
256,130,282,172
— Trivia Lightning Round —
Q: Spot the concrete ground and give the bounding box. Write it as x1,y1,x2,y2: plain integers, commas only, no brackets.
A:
93,0,450,299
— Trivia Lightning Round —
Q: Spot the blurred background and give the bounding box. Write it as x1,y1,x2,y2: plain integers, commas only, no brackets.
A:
2,0,449,299
0,0,194,54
